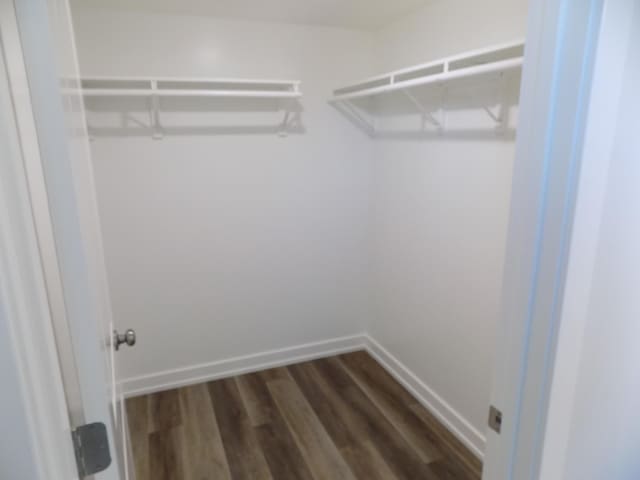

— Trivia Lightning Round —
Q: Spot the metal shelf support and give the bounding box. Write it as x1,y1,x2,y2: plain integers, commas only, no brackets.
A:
401,89,442,128
483,105,502,123
149,80,163,140
330,40,523,137
81,76,303,139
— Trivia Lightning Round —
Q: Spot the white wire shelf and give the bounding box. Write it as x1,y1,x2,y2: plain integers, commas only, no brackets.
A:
331,41,523,102
80,77,302,138
81,77,302,99
330,40,524,136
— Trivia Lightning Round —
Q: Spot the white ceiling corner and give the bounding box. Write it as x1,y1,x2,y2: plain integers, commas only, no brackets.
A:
70,0,430,30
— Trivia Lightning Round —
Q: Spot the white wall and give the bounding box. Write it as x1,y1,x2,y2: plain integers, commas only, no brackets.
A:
71,9,375,384
71,1,530,455
374,0,529,71
369,0,529,450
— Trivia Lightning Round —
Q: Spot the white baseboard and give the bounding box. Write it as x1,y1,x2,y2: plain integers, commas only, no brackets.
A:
120,331,485,459
364,335,486,459
120,334,367,397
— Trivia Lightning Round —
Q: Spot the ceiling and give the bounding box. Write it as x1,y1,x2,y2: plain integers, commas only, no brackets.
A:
70,0,429,30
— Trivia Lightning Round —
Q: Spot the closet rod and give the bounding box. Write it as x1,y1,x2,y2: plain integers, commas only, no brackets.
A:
83,89,302,98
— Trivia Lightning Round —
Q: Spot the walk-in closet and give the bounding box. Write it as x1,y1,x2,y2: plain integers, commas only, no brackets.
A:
67,1,529,478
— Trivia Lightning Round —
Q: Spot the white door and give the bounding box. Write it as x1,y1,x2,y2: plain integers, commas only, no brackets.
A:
482,0,612,479
4,0,128,478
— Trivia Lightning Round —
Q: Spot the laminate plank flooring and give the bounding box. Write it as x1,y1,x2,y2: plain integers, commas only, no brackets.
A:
207,378,273,479
126,351,482,480
178,384,231,479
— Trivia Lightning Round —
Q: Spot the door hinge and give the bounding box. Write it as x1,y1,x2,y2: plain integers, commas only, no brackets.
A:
488,405,503,434
71,422,112,477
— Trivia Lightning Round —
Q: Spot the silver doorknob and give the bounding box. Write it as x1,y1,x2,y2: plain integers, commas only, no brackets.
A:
113,329,136,351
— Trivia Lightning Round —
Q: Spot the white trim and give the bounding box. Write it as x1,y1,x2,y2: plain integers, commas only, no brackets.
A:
119,331,485,460
121,334,366,397
364,336,486,459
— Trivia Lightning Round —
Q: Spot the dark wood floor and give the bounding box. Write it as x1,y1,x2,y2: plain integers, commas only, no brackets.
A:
126,351,482,480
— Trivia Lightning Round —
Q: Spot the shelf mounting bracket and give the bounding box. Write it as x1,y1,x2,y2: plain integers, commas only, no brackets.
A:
279,110,292,137
149,80,163,140
333,100,376,137
483,72,509,133
483,105,502,123
401,89,442,129
279,99,299,137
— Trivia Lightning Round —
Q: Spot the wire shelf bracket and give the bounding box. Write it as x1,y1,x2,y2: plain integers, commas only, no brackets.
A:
81,76,303,139
329,39,523,136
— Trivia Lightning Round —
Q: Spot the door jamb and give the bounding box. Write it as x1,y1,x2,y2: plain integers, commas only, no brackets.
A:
483,0,607,478
0,2,78,478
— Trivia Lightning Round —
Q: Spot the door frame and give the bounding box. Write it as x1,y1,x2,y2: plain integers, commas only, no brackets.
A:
0,0,618,479
537,0,636,477
1,0,125,478
0,1,78,478
483,0,617,479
